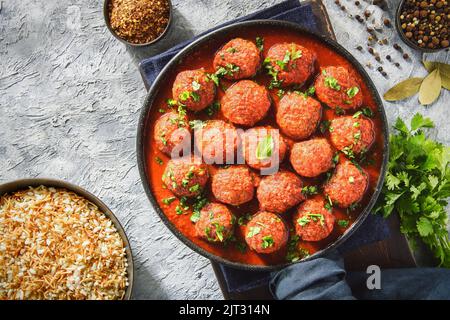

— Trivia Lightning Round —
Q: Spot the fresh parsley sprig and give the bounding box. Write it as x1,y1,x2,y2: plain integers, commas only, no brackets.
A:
375,113,450,267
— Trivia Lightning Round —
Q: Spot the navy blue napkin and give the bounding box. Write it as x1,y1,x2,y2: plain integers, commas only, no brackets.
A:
138,0,390,294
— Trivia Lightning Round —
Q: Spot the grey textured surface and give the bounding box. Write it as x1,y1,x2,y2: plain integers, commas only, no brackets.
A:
0,0,448,300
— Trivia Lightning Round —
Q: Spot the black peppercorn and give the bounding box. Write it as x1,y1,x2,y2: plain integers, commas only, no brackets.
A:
403,53,409,59
395,62,400,67
386,55,391,60
377,66,383,72
381,71,387,77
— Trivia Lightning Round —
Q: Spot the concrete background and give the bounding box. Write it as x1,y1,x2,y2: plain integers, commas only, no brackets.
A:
0,0,448,299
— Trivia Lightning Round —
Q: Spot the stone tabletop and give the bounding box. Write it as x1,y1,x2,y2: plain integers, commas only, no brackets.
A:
0,0,448,299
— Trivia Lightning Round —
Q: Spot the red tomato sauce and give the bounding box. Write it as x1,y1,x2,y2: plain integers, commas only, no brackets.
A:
142,26,385,266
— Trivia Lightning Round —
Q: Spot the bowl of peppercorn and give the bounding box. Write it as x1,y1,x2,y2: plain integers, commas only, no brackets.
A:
103,0,173,47
396,0,449,52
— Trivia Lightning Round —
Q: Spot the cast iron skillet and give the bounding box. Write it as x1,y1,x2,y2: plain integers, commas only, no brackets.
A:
136,20,389,271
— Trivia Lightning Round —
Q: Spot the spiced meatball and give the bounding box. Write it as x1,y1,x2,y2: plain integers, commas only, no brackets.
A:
242,126,288,170
172,69,216,111
154,111,191,156
329,114,375,155
276,92,322,140
245,211,288,254
314,66,363,110
162,156,209,198
212,166,256,206
290,138,334,177
266,42,316,87
195,203,235,243
257,171,305,214
194,120,240,164
293,197,335,242
324,160,369,208
221,80,271,126
213,38,261,80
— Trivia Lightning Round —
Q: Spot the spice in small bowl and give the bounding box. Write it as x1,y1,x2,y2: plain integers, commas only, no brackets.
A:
396,0,449,52
104,0,172,46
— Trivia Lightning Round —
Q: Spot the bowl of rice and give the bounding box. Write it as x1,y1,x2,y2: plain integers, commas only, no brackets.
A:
0,178,133,300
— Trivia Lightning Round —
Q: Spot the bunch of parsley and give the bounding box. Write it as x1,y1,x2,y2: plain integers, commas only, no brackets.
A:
375,113,450,267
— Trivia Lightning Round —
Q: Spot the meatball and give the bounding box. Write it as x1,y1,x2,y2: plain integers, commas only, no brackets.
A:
290,138,334,177
276,92,322,140
154,111,191,156
329,114,375,155
213,38,261,80
212,165,256,206
266,43,316,87
194,120,240,164
221,80,271,126
245,211,288,254
324,160,369,208
314,66,363,110
195,203,235,243
293,197,335,242
242,126,288,170
172,69,216,111
257,171,305,214
162,156,209,197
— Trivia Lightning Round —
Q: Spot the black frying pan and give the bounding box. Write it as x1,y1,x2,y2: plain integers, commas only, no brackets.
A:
136,20,389,271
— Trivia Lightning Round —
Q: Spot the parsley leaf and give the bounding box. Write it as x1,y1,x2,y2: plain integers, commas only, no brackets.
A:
375,113,450,267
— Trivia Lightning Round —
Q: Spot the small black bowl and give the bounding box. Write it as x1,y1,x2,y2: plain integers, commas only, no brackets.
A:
103,0,173,47
395,0,446,53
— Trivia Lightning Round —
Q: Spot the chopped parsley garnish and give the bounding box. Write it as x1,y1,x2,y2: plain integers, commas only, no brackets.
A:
320,120,331,133
306,86,316,96
190,91,200,102
297,216,311,227
338,219,350,228
255,135,274,160
335,106,345,115
277,89,285,98
167,98,177,107
236,242,247,253
276,51,291,71
246,226,261,238
160,135,167,146
238,213,252,226
324,76,341,90
190,211,201,223
256,37,264,51
263,58,283,89
353,111,363,118
226,47,237,53
162,197,176,205
361,107,374,118
261,235,275,249
301,185,319,196
205,102,220,116
342,146,355,159
179,91,190,101
346,86,359,98
188,183,201,193
155,156,164,165
286,235,310,262
175,205,184,215
212,222,225,242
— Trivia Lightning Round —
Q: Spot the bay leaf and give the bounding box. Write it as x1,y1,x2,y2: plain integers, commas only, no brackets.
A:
383,77,423,101
419,69,441,105
423,60,436,72
441,73,450,91
436,62,450,79
423,60,450,78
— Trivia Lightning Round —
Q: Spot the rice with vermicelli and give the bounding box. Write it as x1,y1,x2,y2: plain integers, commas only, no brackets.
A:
0,186,129,300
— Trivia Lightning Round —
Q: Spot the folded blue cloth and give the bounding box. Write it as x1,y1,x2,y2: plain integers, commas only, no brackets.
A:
271,251,450,300
138,0,390,295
